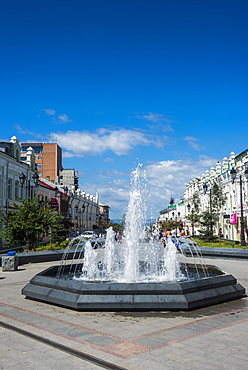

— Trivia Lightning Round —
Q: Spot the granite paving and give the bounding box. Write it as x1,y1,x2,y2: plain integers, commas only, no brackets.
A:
0,256,248,369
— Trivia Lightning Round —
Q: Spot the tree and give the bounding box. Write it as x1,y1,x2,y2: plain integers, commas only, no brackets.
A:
199,210,217,241
0,196,64,249
99,218,124,234
211,181,226,214
187,191,201,235
50,215,69,244
160,219,178,231
199,181,226,241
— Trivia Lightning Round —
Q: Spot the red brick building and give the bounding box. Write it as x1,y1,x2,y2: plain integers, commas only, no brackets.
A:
21,143,62,183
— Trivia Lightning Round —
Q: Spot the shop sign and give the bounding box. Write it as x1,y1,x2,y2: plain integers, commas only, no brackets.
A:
230,213,238,225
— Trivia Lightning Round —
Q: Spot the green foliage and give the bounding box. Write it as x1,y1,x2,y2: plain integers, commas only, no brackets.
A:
194,238,248,249
99,218,111,232
186,191,201,235
198,210,217,241
211,181,227,212
199,181,227,241
99,218,125,234
35,239,70,251
160,219,179,231
0,196,65,248
111,222,124,233
50,215,69,243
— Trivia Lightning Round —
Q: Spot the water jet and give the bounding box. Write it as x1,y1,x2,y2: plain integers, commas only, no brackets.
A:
22,165,246,311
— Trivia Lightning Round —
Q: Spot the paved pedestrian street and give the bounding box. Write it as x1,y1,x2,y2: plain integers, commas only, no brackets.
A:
0,257,248,369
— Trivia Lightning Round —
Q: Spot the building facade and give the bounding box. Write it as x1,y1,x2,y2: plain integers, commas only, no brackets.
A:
21,142,63,183
0,136,38,247
158,150,248,243
59,168,79,190
99,204,110,223
0,136,107,246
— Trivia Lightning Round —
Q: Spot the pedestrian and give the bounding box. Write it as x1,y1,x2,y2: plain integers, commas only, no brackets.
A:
218,228,223,243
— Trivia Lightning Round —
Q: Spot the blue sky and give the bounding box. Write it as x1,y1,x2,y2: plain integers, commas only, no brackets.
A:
0,0,247,218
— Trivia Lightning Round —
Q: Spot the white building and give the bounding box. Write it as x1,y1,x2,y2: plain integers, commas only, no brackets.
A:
183,150,248,242
0,136,38,247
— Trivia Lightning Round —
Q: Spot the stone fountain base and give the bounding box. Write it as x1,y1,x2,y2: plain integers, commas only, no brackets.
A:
22,264,246,311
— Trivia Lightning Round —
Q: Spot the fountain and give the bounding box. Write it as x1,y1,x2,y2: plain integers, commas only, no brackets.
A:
22,164,246,311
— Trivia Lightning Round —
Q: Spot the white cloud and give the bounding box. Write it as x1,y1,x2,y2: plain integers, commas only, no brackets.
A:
15,124,45,139
144,157,218,210
147,123,174,133
79,156,219,219
183,136,205,151
42,109,56,116
57,114,72,124
81,178,130,216
136,112,173,123
42,109,72,123
51,128,163,157
103,157,114,163
198,155,218,168
184,136,197,141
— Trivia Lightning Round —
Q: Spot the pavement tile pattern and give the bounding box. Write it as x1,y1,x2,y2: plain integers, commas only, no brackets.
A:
0,257,248,369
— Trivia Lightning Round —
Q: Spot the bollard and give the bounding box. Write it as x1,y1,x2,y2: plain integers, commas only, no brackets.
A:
2,252,18,271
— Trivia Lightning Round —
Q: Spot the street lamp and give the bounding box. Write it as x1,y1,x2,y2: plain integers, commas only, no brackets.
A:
203,183,213,236
187,204,194,236
54,186,68,214
19,171,39,250
54,186,59,197
19,172,26,186
176,212,180,237
32,172,39,187
230,167,248,246
81,205,86,233
74,204,78,219
19,171,39,198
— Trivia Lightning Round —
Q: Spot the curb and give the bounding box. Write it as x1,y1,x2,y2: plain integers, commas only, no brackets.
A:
181,245,248,259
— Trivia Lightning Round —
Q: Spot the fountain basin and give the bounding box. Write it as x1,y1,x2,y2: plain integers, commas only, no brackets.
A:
22,264,246,311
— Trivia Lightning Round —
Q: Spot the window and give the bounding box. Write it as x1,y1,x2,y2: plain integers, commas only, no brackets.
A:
37,163,42,168
38,156,42,160
34,147,43,154
22,146,43,154
15,180,19,199
7,178,12,199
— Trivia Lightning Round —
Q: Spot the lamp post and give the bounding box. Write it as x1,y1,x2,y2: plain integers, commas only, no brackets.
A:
187,204,195,236
230,167,248,246
74,204,79,233
67,194,74,238
203,182,213,237
19,171,39,198
54,186,69,213
81,205,85,232
19,171,39,250
176,212,180,237
54,186,61,213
